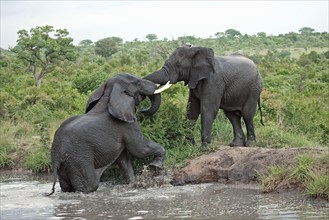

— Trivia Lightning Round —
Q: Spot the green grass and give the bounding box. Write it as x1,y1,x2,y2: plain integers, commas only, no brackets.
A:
259,152,329,199
24,145,51,173
0,147,14,168
305,174,329,200
165,144,201,169
0,120,34,169
259,165,291,193
256,122,317,148
290,154,314,181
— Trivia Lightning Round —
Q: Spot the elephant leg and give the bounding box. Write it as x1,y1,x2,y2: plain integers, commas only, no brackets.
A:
67,159,100,193
242,101,257,147
185,90,200,144
200,104,218,151
224,110,246,147
58,165,74,192
147,141,166,169
115,151,135,183
127,140,165,169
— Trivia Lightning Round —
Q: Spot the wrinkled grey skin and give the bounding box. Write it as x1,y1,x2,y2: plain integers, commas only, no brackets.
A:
47,73,165,195
143,47,263,151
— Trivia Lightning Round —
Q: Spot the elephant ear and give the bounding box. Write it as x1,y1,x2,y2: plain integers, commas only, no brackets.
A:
108,83,136,123
188,47,215,89
85,82,106,113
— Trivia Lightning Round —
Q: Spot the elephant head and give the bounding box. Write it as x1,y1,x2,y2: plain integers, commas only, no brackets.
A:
85,73,169,122
143,46,215,115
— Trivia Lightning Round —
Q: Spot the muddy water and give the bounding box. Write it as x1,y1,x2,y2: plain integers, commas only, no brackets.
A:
1,179,329,219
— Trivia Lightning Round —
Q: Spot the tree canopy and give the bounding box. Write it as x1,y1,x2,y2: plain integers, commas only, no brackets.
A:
94,37,123,58
11,25,76,88
146,34,158,41
225,29,242,37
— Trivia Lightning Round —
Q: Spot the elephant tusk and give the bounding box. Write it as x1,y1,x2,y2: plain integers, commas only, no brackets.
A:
154,81,172,94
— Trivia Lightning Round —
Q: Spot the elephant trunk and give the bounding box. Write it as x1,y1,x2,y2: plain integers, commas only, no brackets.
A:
144,67,170,85
142,68,170,115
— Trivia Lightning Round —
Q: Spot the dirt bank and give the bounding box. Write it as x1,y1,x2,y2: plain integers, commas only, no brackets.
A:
171,146,327,187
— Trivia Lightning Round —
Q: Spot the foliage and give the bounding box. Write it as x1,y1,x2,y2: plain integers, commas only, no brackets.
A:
11,25,76,88
0,26,328,181
225,28,242,38
95,37,123,58
24,145,51,173
146,34,158,41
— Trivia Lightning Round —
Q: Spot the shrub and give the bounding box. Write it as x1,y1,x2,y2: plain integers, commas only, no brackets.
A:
73,69,110,94
24,145,51,173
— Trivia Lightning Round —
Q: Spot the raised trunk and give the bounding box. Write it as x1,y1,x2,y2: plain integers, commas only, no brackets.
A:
144,67,170,85
142,68,169,115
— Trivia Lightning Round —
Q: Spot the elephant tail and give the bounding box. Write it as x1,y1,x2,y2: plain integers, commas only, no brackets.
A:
46,171,57,196
45,140,61,196
258,97,265,126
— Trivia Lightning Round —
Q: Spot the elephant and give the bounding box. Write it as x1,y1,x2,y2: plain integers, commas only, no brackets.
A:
143,46,264,151
47,73,170,195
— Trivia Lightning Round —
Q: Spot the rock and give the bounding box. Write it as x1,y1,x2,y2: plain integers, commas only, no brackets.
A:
171,146,326,186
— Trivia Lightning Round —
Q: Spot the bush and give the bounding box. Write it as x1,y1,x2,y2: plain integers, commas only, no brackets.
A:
24,145,51,173
138,83,190,149
73,69,110,94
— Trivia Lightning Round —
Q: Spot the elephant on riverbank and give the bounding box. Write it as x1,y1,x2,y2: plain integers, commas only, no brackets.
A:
47,73,169,195
143,46,264,151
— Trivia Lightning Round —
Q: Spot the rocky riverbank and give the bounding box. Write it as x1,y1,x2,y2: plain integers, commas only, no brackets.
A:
170,146,328,197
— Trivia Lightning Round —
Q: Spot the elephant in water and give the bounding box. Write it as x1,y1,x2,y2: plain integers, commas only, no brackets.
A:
47,73,171,195
143,46,264,151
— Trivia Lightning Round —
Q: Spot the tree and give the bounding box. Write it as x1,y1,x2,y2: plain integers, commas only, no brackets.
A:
257,32,267,37
146,34,158,41
307,51,320,63
95,37,123,58
11,25,76,88
285,32,298,42
79,39,93,47
215,32,225,38
225,29,242,38
299,27,315,35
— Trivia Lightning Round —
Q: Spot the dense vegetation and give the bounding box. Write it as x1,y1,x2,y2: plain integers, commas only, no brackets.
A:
1,27,328,196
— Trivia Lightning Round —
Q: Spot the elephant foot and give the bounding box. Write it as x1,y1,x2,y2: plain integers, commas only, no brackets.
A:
229,139,245,147
149,158,163,169
200,142,208,152
246,140,256,147
245,135,256,147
